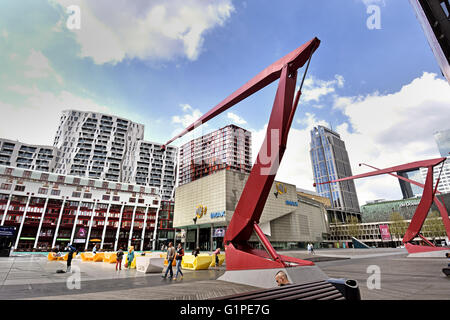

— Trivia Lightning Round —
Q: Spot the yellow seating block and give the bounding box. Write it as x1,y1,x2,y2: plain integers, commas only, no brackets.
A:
93,252,104,262
181,255,195,269
103,253,117,263
47,253,58,261
182,254,212,270
81,252,94,261
209,254,225,267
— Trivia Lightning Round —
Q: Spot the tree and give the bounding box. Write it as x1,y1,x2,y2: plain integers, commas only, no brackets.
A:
423,211,446,243
346,216,362,239
389,212,408,246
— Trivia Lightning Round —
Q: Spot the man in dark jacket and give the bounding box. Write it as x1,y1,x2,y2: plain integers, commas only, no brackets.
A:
65,243,76,273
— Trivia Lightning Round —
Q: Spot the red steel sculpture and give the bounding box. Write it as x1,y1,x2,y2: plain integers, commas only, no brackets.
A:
163,37,321,270
314,158,450,252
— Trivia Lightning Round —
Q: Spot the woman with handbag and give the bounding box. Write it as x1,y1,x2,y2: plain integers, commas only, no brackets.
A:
174,243,184,280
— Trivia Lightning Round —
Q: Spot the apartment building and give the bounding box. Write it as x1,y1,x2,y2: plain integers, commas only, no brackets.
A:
178,124,252,186
0,138,57,172
0,164,177,252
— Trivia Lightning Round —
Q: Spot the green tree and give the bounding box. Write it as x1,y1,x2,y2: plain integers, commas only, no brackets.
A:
389,212,408,246
346,216,362,239
423,211,446,243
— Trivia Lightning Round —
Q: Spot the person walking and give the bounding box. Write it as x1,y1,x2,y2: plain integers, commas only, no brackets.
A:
162,242,176,279
92,244,98,255
192,247,200,257
213,247,221,266
307,243,311,254
310,243,315,255
116,247,124,271
174,243,184,280
126,246,135,269
65,243,76,273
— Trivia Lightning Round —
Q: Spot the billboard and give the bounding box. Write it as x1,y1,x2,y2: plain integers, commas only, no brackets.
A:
213,228,226,238
379,224,392,241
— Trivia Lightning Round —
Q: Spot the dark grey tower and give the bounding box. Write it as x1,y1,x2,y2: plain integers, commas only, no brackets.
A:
310,126,360,223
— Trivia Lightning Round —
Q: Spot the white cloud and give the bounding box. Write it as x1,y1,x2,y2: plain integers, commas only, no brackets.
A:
24,49,63,84
53,0,235,64
0,85,110,145
252,72,450,206
227,112,247,125
301,74,345,102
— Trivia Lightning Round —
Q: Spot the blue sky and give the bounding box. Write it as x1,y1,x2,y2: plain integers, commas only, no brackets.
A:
0,0,449,204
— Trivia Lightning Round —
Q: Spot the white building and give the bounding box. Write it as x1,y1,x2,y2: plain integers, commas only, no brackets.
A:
53,110,145,182
0,165,163,252
0,138,57,172
123,140,178,200
51,110,177,200
420,157,450,193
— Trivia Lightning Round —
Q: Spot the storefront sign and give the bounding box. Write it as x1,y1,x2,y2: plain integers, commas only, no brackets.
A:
285,200,298,207
0,226,16,237
73,239,86,244
379,224,392,241
210,211,225,219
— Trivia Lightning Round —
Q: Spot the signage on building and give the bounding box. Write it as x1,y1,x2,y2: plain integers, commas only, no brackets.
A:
274,182,287,198
195,205,207,219
379,224,392,241
210,211,225,219
213,228,226,237
0,226,16,237
399,200,420,208
285,200,298,207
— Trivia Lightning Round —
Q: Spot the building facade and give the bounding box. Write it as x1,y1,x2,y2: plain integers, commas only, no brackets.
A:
0,165,177,252
409,0,450,83
419,159,450,193
178,125,252,186
53,110,145,182
0,138,57,172
434,128,450,157
310,126,360,219
173,169,329,251
122,140,178,200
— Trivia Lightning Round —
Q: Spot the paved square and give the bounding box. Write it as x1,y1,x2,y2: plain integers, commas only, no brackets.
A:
0,249,448,300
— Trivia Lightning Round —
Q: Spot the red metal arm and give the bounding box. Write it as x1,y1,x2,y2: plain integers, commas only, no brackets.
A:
315,157,448,244
164,38,321,270
359,163,450,241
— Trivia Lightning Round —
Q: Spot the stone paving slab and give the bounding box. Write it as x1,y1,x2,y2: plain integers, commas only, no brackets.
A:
25,280,259,300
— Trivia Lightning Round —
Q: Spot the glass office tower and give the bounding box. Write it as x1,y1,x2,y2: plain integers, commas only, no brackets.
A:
310,126,360,222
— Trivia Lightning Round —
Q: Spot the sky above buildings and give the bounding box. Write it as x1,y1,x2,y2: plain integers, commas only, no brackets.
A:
0,0,449,205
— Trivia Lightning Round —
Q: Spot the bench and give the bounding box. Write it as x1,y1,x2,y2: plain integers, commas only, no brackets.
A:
212,279,361,300
181,254,212,270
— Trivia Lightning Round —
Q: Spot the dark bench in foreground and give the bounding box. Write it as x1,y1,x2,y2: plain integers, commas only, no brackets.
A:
212,279,361,300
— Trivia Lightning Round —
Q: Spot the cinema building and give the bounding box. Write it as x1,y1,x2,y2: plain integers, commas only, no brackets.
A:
173,169,330,251
0,165,175,252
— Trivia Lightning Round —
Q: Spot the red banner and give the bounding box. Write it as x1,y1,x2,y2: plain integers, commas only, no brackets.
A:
379,224,392,241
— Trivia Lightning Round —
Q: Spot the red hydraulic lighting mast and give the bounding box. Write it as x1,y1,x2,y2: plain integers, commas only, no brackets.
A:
164,37,321,270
